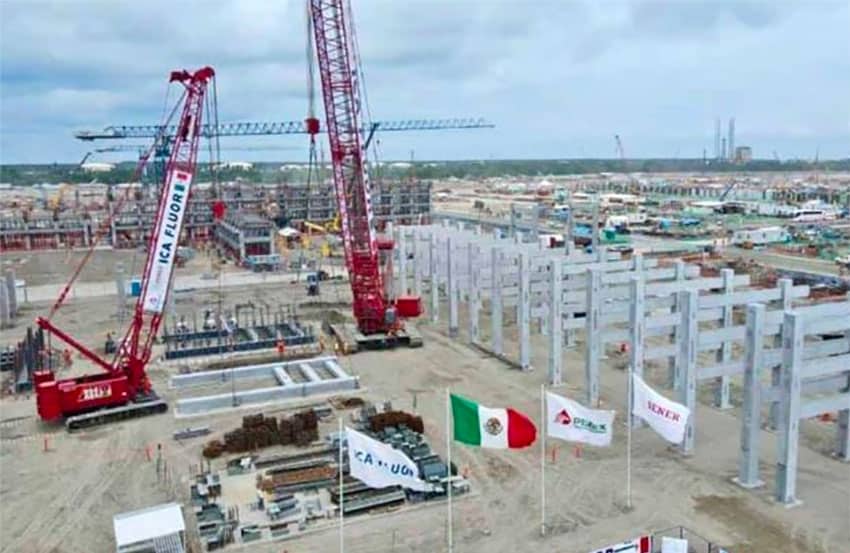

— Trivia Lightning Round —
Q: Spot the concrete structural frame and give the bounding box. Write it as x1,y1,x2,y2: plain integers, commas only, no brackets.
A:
399,220,847,507
400,222,714,405
626,275,849,504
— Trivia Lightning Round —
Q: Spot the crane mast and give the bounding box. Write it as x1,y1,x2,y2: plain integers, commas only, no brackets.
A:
118,66,216,394
310,0,389,334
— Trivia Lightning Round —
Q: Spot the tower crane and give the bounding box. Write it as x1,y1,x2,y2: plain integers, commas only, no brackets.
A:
33,67,217,430
309,0,420,341
74,118,493,141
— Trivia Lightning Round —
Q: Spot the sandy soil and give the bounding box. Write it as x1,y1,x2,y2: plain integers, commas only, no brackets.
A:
1,253,848,553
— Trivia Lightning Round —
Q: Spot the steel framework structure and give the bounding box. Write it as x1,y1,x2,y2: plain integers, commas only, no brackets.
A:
74,118,493,141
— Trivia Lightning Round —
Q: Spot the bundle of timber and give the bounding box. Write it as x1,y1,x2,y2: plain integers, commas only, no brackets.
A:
329,396,366,409
203,440,225,459
257,465,337,493
203,409,320,459
368,410,425,434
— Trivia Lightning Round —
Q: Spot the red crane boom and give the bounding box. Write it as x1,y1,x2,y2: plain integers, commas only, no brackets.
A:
33,67,216,429
309,0,420,335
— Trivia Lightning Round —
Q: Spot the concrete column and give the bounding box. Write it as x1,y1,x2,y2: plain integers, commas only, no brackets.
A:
678,290,698,455
519,253,531,371
564,208,574,256
629,275,645,428
632,252,644,273
776,311,803,506
585,268,602,405
429,234,438,323
736,303,765,488
715,268,734,408
837,408,850,462
490,247,503,355
447,237,458,337
591,202,600,254
397,226,407,296
4,269,17,316
412,228,422,298
770,278,795,428
0,283,10,328
548,259,563,385
669,260,687,390
468,244,480,345
839,329,850,461
531,204,540,243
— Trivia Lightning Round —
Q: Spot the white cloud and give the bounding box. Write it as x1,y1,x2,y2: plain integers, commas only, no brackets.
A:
1,0,848,163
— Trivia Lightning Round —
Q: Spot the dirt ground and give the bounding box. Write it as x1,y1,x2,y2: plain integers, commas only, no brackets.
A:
1,253,849,553
0,245,245,288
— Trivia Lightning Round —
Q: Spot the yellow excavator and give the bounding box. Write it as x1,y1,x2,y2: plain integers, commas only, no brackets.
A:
302,216,341,257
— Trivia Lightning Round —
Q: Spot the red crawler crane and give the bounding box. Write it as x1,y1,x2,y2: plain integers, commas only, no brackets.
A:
34,67,216,430
309,0,422,341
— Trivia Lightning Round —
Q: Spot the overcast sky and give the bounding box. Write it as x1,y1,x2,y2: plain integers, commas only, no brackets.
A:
1,0,848,164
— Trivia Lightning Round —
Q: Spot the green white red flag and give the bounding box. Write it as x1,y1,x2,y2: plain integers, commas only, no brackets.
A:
450,393,536,449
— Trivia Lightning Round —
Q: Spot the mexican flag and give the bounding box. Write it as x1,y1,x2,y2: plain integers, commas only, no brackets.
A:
450,393,536,449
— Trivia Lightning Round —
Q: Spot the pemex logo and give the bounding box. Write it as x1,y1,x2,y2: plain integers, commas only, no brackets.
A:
555,409,572,426
556,408,607,434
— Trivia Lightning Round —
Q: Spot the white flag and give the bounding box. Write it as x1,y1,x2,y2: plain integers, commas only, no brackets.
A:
631,374,690,444
546,391,615,447
345,427,432,492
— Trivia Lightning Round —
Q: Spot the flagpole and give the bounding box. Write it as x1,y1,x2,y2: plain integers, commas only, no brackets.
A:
446,388,453,553
626,367,633,510
540,383,546,536
339,417,345,553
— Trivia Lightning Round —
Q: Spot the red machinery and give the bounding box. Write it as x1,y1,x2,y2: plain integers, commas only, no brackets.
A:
34,67,216,430
309,0,422,340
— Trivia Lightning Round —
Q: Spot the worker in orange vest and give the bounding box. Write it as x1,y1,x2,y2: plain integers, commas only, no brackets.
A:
276,340,286,358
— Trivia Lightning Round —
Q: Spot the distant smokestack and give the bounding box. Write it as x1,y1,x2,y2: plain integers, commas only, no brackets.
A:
714,118,721,160
728,118,735,161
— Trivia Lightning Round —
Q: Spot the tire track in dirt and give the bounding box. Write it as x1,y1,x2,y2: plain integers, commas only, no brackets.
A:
4,423,137,553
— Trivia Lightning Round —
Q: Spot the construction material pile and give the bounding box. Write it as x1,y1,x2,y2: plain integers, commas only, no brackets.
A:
368,410,424,434
257,465,337,493
202,410,320,459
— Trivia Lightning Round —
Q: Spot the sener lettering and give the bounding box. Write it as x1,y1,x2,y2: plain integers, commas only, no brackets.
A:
647,400,680,421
